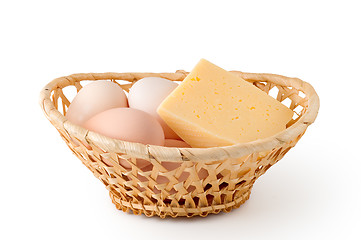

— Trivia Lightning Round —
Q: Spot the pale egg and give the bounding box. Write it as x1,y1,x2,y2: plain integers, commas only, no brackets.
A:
128,77,180,139
164,139,191,148
66,81,128,126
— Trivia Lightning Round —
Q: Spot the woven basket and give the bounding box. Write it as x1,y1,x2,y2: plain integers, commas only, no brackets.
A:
39,70,319,218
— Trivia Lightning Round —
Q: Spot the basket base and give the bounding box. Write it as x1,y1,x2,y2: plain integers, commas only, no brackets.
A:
109,188,252,218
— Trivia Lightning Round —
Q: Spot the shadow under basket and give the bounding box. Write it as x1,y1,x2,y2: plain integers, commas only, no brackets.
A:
39,70,319,218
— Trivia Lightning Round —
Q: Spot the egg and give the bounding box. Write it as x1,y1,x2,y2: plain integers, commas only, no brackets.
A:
160,162,208,181
84,107,164,145
66,81,128,126
164,139,191,148
138,161,208,194
84,108,165,169
128,77,180,139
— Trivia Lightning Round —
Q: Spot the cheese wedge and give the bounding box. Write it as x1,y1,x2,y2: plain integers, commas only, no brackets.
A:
157,59,294,148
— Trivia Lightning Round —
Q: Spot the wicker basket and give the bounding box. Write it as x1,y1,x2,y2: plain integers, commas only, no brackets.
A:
39,70,319,218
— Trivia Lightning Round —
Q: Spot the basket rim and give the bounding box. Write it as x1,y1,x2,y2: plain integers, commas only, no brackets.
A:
39,71,320,162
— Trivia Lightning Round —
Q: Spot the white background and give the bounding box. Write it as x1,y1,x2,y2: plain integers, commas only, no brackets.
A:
1,1,360,239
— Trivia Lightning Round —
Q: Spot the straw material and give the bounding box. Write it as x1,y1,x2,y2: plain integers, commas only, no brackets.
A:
39,70,319,218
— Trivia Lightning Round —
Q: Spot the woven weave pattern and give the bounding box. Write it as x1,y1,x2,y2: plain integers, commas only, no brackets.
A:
39,71,319,218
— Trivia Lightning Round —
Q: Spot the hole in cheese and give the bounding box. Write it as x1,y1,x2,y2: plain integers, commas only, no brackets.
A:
157,59,294,148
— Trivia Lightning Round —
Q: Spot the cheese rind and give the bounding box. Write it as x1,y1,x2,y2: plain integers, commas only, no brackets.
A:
157,59,294,148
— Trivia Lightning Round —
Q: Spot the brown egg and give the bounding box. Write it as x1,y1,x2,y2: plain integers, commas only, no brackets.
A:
134,162,209,194
119,159,151,170
84,108,165,169
84,108,165,145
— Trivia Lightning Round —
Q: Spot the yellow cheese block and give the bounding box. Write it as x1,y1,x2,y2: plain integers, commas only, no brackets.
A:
157,59,294,148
